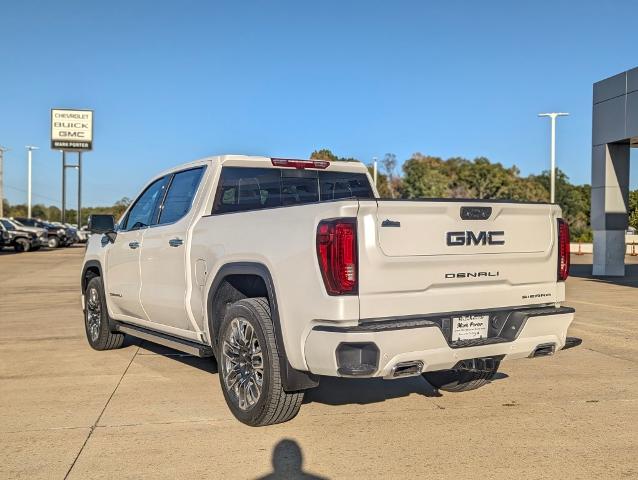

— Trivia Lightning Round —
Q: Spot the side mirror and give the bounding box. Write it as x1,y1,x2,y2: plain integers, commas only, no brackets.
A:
88,214,116,234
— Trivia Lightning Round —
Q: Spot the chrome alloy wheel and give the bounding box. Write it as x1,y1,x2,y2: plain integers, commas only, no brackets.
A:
222,317,264,411
86,287,101,342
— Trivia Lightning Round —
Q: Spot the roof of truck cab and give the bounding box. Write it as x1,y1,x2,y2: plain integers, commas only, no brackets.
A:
154,154,370,177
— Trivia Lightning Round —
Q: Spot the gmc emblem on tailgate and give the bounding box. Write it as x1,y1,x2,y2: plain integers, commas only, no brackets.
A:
446,231,505,246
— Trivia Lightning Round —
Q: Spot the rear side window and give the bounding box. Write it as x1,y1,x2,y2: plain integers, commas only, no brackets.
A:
212,167,373,214
282,175,319,205
214,168,281,214
319,171,374,201
158,167,205,224
121,176,169,231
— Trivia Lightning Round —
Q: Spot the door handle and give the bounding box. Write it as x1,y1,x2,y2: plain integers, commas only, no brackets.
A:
128,241,140,249
168,238,183,247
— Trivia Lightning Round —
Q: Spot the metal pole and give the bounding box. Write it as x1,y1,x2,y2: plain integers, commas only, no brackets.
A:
538,112,569,204
373,157,378,188
25,146,39,218
550,116,556,204
62,151,66,222
28,149,32,217
77,152,82,226
0,146,7,218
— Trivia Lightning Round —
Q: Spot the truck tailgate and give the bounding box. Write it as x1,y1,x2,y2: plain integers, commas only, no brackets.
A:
357,200,563,319
376,201,552,256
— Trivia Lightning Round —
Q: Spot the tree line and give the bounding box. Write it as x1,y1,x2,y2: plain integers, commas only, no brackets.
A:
311,149,638,242
3,150,637,241
1,197,131,227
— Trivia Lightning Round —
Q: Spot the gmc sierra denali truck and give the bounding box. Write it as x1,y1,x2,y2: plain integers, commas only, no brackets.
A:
81,155,579,426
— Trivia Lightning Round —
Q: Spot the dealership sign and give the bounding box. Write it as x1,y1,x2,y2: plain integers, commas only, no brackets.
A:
51,109,93,151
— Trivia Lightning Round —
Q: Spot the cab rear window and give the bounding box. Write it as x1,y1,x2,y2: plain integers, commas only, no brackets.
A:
213,167,373,214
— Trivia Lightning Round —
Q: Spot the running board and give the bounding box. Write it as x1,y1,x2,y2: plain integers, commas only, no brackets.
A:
116,323,214,358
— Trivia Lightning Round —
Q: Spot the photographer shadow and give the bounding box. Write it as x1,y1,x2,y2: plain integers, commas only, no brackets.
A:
256,439,328,480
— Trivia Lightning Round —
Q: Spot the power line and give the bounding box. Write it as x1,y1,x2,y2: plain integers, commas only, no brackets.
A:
5,184,61,205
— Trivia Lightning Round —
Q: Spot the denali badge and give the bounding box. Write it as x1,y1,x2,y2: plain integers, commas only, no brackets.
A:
445,271,500,279
446,230,505,246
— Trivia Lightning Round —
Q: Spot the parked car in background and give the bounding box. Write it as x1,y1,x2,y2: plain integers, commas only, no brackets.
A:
64,223,88,243
0,219,40,252
14,217,72,248
53,222,79,244
5,218,48,246
78,225,90,243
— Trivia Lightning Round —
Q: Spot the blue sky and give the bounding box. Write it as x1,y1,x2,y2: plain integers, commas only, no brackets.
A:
1,0,637,207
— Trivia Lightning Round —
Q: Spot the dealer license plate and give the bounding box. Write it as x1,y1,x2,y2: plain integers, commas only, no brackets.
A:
451,314,490,341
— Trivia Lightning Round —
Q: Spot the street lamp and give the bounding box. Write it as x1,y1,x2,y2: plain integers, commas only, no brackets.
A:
25,146,39,218
0,146,9,218
538,112,569,203
372,156,378,189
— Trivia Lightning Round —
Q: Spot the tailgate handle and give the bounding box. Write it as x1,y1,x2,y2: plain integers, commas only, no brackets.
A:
460,206,492,220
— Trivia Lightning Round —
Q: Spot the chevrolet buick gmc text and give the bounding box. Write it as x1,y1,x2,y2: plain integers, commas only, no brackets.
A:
81,155,580,426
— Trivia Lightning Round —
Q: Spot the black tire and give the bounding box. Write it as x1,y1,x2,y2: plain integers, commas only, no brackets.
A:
218,297,304,426
84,276,125,350
423,358,501,392
14,238,31,252
47,236,60,248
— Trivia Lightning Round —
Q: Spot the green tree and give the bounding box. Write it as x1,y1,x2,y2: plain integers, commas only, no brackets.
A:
366,165,392,198
401,154,450,198
381,153,399,198
532,170,592,241
310,149,338,162
457,157,518,199
629,189,638,231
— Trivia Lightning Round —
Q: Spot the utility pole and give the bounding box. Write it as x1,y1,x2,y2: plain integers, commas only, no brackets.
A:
538,112,569,203
0,146,8,217
25,146,39,218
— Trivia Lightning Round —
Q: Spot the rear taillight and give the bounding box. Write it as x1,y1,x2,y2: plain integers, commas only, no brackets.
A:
557,218,570,281
316,218,358,295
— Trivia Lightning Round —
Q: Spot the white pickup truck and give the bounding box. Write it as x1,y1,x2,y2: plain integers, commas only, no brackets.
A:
82,155,579,426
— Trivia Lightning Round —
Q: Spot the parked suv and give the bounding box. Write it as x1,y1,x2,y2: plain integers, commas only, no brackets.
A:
5,218,48,246
14,218,71,248
81,155,579,426
0,219,40,252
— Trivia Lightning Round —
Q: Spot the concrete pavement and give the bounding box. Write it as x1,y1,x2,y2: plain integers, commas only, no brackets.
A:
1,247,637,479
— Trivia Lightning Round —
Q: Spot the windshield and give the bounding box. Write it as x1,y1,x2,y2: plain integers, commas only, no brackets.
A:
1,219,15,230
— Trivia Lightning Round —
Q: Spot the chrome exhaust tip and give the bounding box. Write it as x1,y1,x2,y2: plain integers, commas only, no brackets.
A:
391,361,424,378
531,343,556,358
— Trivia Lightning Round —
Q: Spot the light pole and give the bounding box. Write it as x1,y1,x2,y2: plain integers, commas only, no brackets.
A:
0,146,9,217
0,145,9,217
373,156,378,189
25,146,39,218
538,112,569,203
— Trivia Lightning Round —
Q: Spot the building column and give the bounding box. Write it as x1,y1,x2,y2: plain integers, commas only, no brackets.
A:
591,142,630,276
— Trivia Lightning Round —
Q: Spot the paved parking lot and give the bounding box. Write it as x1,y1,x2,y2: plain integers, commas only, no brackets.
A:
1,247,637,479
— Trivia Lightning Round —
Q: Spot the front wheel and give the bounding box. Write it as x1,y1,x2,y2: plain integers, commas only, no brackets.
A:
218,298,304,426
14,238,31,252
423,358,501,392
84,276,125,350
47,236,60,248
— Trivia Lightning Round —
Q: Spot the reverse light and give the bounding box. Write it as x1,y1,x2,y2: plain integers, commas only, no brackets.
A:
557,218,570,281
316,218,358,295
271,158,330,169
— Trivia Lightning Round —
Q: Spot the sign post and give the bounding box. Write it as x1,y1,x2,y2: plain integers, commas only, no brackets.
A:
51,109,93,224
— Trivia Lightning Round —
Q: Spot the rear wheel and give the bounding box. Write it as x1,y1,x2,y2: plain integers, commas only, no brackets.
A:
423,358,501,392
14,238,31,252
84,276,125,350
218,298,304,426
